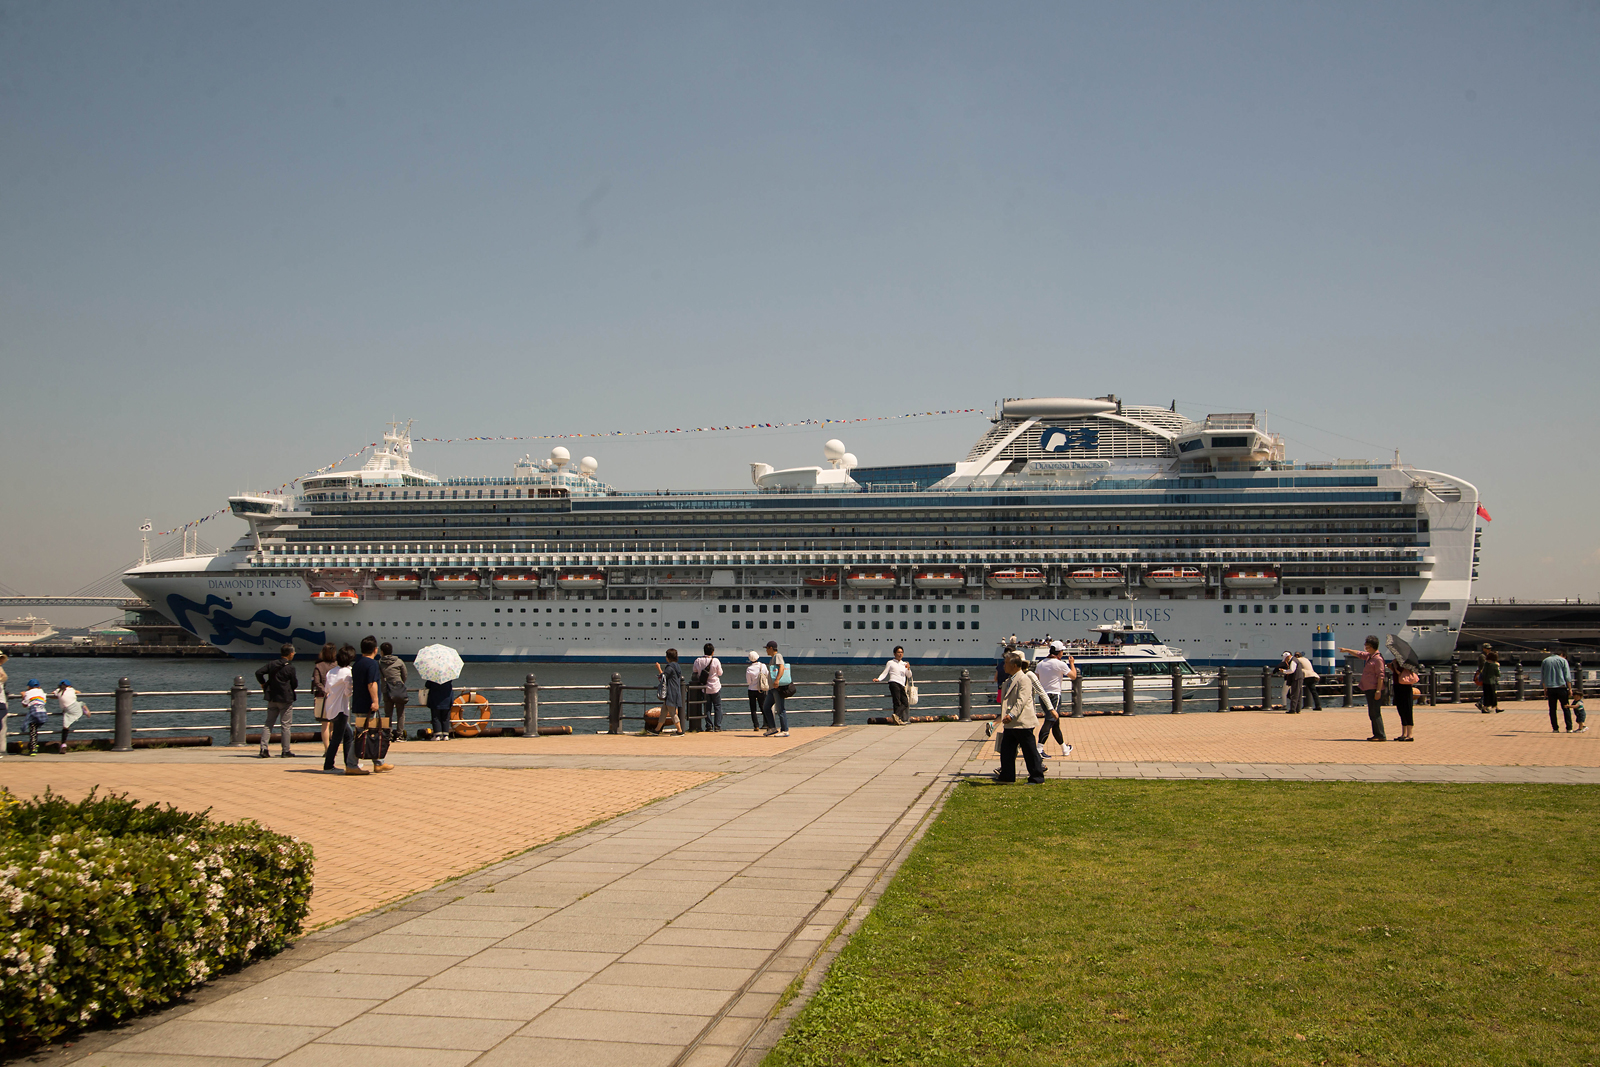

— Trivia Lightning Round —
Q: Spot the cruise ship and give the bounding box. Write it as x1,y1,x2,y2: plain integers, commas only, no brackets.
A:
120,398,1481,665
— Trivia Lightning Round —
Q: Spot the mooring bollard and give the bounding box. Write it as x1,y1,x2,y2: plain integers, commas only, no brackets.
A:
1450,658,1461,704
1261,666,1273,708
1573,655,1585,700
1071,671,1084,717
958,669,971,721
608,672,623,734
228,676,248,746
114,677,133,752
1170,663,1183,714
1515,659,1527,701
1216,665,1229,712
832,670,846,727
1122,667,1135,715
1426,667,1438,706
524,673,539,736
1342,665,1354,707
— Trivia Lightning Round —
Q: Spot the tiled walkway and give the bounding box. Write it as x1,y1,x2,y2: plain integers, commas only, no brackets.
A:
36,724,974,1067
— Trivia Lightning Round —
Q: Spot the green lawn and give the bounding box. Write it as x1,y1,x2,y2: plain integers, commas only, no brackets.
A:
767,780,1599,1067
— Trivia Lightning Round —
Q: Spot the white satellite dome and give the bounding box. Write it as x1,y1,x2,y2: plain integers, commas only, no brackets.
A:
840,452,858,470
823,439,846,462
579,456,598,476
550,446,571,468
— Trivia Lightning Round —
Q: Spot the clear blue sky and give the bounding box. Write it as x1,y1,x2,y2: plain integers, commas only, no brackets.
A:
3,1,1597,623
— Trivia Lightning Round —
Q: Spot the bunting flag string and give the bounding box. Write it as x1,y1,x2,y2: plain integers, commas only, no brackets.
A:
151,407,984,535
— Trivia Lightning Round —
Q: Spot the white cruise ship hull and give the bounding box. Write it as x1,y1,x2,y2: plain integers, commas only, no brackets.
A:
121,559,1463,666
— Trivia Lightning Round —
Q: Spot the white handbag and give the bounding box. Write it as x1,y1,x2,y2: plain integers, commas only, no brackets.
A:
906,683,919,707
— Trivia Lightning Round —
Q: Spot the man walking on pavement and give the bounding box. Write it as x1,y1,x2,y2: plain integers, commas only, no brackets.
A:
1541,648,1575,733
349,635,394,772
1033,642,1076,754
254,644,300,758
993,652,1047,785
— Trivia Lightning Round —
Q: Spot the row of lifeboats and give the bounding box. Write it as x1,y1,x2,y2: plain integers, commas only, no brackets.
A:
364,571,610,592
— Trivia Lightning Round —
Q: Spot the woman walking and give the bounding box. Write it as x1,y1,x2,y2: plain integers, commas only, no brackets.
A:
876,647,913,725
311,643,337,750
1475,646,1501,713
1339,636,1389,741
746,651,769,731
764,641,790,737
655,649,685,735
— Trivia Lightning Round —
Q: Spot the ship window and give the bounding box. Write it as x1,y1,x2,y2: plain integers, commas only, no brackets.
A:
786,620,794,629
1359,587,1369,595
719,605,727,613
1344,587,1354,595
843,623,852,631
801,605,809,613
1349,605,1357,614
913,605,922,613
760,605,768,614
1315,605,1324,613
1224,605,1233,613
760,621,768,630
872,621,880,630
871,605,879,614
494,609,500,613
1269,605,1278,614
943,605,952,613
971,606,978,614
914,621,922,630
842,605,850,613
956,605,965,613
1253,605,1262,614
788,605,796,613
957,621,965,629
1300,605,1308,614
943,621,951,630
1330,605,1339,613
971,622,979,631
1361,605,1369,613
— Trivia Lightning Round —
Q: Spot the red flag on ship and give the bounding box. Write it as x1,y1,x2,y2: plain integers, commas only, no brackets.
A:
1476,503,1492,522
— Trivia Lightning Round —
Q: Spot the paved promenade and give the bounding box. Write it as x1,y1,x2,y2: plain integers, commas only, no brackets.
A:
7,704,1593,1066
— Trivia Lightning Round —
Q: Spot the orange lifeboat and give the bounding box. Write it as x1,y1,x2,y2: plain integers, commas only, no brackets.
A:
1065,567,1123,589
492,573,541,590
556,571,607,591
433,571,481,590
1224,568,1278,589
986,567,1046,590
804,574,839,587
913,570,966,589
845,570,897,589
310,590,360,607
373,572,421,591
1143,566,1205,589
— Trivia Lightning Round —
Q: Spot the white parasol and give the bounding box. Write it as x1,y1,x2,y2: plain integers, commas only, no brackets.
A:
413,644,464,684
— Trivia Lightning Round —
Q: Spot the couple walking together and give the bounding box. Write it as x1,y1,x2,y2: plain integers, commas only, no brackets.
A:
989,642,1079,784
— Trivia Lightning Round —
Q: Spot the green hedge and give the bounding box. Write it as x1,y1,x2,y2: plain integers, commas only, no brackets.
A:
0,788,314,1053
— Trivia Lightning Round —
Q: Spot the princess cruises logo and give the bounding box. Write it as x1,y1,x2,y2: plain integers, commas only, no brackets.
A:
1039,427,1099,452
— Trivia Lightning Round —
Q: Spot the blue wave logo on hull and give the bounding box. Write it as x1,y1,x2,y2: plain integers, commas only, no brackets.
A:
166,593,327,650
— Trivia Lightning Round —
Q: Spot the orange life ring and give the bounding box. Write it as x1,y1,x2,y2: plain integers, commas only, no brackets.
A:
450,692,492,737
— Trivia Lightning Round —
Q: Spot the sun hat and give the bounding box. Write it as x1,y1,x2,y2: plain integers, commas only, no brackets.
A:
748,651,759,662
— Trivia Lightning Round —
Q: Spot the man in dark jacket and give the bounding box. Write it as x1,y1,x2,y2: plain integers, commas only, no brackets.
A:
254,644,300,758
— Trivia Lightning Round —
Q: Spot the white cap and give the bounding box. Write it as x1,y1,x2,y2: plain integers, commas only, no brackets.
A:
748,651,760,662
1049,641,1065,652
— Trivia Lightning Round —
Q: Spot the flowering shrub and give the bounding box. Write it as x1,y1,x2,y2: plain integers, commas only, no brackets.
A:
0,790,314,1053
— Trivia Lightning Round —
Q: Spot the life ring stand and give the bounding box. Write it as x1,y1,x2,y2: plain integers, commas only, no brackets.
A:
450,692,492,737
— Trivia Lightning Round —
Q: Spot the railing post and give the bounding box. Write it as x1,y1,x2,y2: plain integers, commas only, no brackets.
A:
1122,667,1134,716
1515,658,1526,701
1216,665,1229,712
1070,670,1084,717
1261,665,1273,709
114,677,133,752
1170,664,1183,714
1573,655,1585,700
1450,658,1461,704
1342,665,1354,707
832,670,846,727
1425,666,1438,707
957,669,971,721
608,672,623,734
524,672,538,736
228,676,248,746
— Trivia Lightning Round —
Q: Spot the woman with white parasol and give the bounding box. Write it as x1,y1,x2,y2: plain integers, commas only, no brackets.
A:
415,644,464,741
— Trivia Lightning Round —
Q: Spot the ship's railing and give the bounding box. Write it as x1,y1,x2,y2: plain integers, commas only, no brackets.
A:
6,656,1568,752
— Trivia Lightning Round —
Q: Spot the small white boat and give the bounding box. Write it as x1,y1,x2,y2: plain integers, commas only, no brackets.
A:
1065,567,1123,589
310,591,360,607
846,570,897,589
1143,566,1204,589
986,567,1046,590
492,573,541,590
373,572,421,591
1223,568,1278,589
433,571,481,590
556,571,607,591
913,570,966,589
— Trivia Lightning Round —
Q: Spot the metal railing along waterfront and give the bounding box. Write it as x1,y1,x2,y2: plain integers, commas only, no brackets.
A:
4,654,1586,752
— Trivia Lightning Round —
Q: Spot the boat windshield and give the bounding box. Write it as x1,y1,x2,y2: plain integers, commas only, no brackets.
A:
1098,629,1161,646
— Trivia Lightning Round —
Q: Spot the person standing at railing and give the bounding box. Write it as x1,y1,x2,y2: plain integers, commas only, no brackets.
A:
0,651,9,759
1277,652,1303,714
746,651,769,731
876,647,914,725
53,680,90,754
1033,643,1076,752
764,640,790,737
21,680,46,757
254,644,301,758
692,643,724,732
654,649,685,735
424,676,454,740
379,642,409,743
1474,646,1501,713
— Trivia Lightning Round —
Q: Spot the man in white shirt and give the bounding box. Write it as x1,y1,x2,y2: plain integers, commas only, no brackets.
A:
876,647,914,724
1295,653,1322,710
1032,643,1076,754
691,643,725,731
